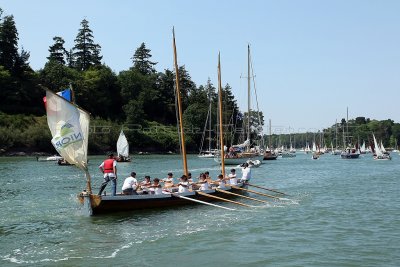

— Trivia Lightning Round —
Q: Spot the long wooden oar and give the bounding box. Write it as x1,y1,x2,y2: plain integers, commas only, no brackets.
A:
246,183,288,196
196,191,252,208
171,193,235,211
215,188,269,204
230,185,283,200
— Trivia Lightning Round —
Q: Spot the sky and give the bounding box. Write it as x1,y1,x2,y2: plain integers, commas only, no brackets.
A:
1,0,399,133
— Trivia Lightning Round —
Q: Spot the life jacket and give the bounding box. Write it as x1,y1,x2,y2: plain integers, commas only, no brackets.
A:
103,159,115,173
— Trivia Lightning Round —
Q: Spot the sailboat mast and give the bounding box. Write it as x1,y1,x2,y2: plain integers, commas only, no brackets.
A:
269,119,272,149
346,107,349,146
218,53,226,176
172,28,188,176
247,44,251,148
335,119,338,149
208,85,212,152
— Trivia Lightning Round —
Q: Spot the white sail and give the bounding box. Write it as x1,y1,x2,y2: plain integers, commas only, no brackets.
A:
380,141,387,153
373,134,383,157
312,142,317,152
46,90,89,171
117,130,129,157
360,142,366,153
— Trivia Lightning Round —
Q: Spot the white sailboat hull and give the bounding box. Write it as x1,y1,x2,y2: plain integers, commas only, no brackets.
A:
215,154,263,165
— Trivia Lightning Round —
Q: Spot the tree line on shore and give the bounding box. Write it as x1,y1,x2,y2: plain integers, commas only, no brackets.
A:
266,117,400,150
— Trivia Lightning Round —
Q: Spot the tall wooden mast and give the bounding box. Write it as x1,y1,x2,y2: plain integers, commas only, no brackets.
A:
247,44,251,149
172,28,188,176
218,53,225,176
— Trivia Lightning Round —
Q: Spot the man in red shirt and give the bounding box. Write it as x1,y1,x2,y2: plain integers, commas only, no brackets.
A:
98,153,118,196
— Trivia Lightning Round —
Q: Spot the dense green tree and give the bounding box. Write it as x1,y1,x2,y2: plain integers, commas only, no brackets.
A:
124,98,145,124
176,65,196,109
0,14,19,72
39,60,80,91
72,19,102,71
13,47,32,76
75,65,122,120
156,69,178,124
131,42,157,75
66,48,74,68
47,36,67,65
355,116,367,125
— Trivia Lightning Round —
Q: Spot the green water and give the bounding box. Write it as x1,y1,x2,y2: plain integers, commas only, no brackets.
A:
0,153,399,266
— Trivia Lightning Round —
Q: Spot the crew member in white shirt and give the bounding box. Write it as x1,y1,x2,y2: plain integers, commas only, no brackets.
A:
178,175,190,193
240,163,251,183
197,173,210,191
150,178,163,195
228,168,238,185
121,172,138,195
216,174,227,189
162,172,175,188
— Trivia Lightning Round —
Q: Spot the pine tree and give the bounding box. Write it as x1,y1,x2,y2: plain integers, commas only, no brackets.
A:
47,36,67,65
131,42,157,75
72,19,102,70
91,43,102,65
0,14,19,72
66,48,75,68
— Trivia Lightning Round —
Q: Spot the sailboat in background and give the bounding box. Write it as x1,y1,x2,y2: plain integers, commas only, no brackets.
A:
340,108,360,159
263,119,278,160
116,130,131,162
304,142,311,154
198,85,216,158
373,134,391,160
217,44,263,165
380,141,389,155
359,141,366,154
331,120,342,155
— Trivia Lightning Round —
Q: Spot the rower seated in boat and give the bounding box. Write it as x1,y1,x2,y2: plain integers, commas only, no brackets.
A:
148,178,163,195
178,175,190,193
187,172,193,183
140,175,152,194
195,173,210,191
121,172,139,195
162,172,175,188
204,171,213,184
215,174,228,189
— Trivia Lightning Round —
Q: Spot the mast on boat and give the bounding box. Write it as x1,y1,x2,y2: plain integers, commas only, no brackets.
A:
208,84,212,153
346,107,349,147
247,44,251,152
269,119,272,150
172,28,188,176
218,53,226,176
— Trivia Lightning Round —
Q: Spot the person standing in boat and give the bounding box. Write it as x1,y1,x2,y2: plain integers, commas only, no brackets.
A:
240,163,251,183
98,153,118,196
121,172,139,195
